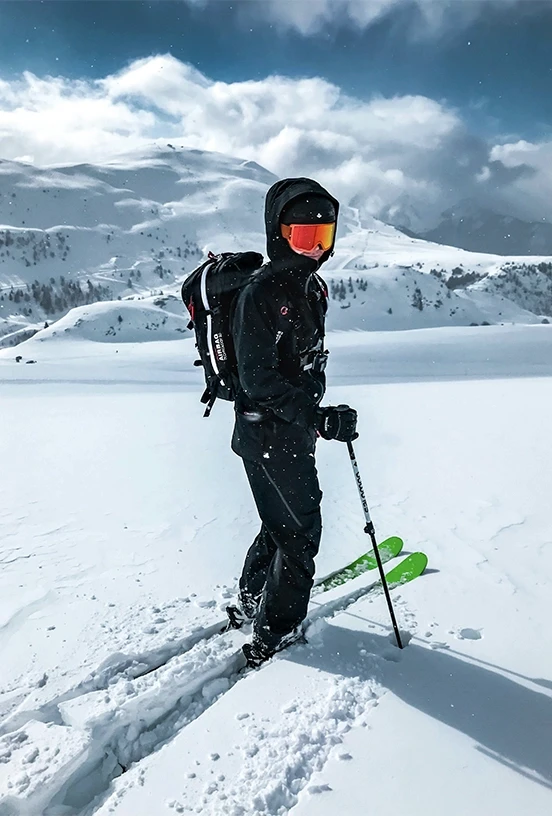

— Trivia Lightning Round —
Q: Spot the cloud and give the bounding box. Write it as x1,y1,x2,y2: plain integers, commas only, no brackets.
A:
489,140,552,221
0,71,160,166
257,0,404,36
217,0,536,38
0,54,549,227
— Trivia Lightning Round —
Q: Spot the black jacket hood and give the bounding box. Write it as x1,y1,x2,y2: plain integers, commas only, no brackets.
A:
264,178,340,276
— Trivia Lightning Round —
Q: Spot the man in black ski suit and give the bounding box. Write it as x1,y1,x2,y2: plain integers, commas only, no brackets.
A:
227,177,358,667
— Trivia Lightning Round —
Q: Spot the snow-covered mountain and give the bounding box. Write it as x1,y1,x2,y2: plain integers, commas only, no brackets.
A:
1,147,552,353
0,144,273,346
322,217,551,330
400,199,552,257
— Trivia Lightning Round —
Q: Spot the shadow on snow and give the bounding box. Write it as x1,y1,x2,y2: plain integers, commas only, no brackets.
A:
290,619,552,791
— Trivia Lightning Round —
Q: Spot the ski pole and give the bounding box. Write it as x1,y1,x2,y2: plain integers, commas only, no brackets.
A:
346,440,403,649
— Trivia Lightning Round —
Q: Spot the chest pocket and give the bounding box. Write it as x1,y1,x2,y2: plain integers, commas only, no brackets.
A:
275,280,327,371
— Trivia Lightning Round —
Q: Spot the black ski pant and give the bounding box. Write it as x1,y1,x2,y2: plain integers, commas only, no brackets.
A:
237,423,322,638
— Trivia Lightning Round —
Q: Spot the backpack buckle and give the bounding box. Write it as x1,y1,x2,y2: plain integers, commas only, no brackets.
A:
302,349,329,373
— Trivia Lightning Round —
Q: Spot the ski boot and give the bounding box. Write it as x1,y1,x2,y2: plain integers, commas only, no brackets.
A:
225,591,260,630
242,624,307,668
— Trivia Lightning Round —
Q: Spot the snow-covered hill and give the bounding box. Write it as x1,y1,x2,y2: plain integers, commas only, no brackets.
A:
1,146,552,350
1,326,551,815
34,297,191,344
0,144,273,343
0,296,193,350
323,217,551,330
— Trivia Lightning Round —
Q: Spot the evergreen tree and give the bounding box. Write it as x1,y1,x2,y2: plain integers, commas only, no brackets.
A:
412,287,424,311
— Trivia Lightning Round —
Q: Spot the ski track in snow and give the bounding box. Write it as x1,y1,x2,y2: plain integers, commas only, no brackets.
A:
0,628,245,815
0,569,416,816
0,635,387,816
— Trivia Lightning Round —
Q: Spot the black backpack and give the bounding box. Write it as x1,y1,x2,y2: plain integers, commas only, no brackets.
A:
181,251,264,416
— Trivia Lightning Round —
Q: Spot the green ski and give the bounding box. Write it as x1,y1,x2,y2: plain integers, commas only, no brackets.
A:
307,550,429,630
379,551,428,590
314,535,403,593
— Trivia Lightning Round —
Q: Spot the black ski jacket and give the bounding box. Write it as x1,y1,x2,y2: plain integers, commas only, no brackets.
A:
231,178,339,459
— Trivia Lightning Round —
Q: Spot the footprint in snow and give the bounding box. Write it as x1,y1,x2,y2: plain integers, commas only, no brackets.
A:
457,628,483,640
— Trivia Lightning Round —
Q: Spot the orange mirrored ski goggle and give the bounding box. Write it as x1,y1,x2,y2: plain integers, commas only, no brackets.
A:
281,222,336,253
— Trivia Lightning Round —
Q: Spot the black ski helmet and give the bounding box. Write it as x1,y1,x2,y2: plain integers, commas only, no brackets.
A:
280,194,336,226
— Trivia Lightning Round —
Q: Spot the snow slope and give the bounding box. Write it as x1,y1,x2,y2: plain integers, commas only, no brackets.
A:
322,219,550,330
1,326,551,815
0,145,272,340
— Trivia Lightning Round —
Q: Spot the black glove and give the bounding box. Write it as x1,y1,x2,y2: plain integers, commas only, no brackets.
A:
316,404,358,442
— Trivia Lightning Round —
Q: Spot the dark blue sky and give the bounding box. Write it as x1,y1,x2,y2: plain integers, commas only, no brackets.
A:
1,0,551,139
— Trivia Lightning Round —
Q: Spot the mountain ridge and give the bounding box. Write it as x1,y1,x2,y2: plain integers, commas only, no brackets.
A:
394,197,552,256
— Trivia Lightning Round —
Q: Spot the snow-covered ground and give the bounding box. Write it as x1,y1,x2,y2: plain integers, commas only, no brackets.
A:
1,325,551,815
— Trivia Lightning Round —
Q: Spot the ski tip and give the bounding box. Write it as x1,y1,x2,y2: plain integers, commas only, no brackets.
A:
380,535,404,552
403,551,428,573
413,551,429,572
385,551,429,586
